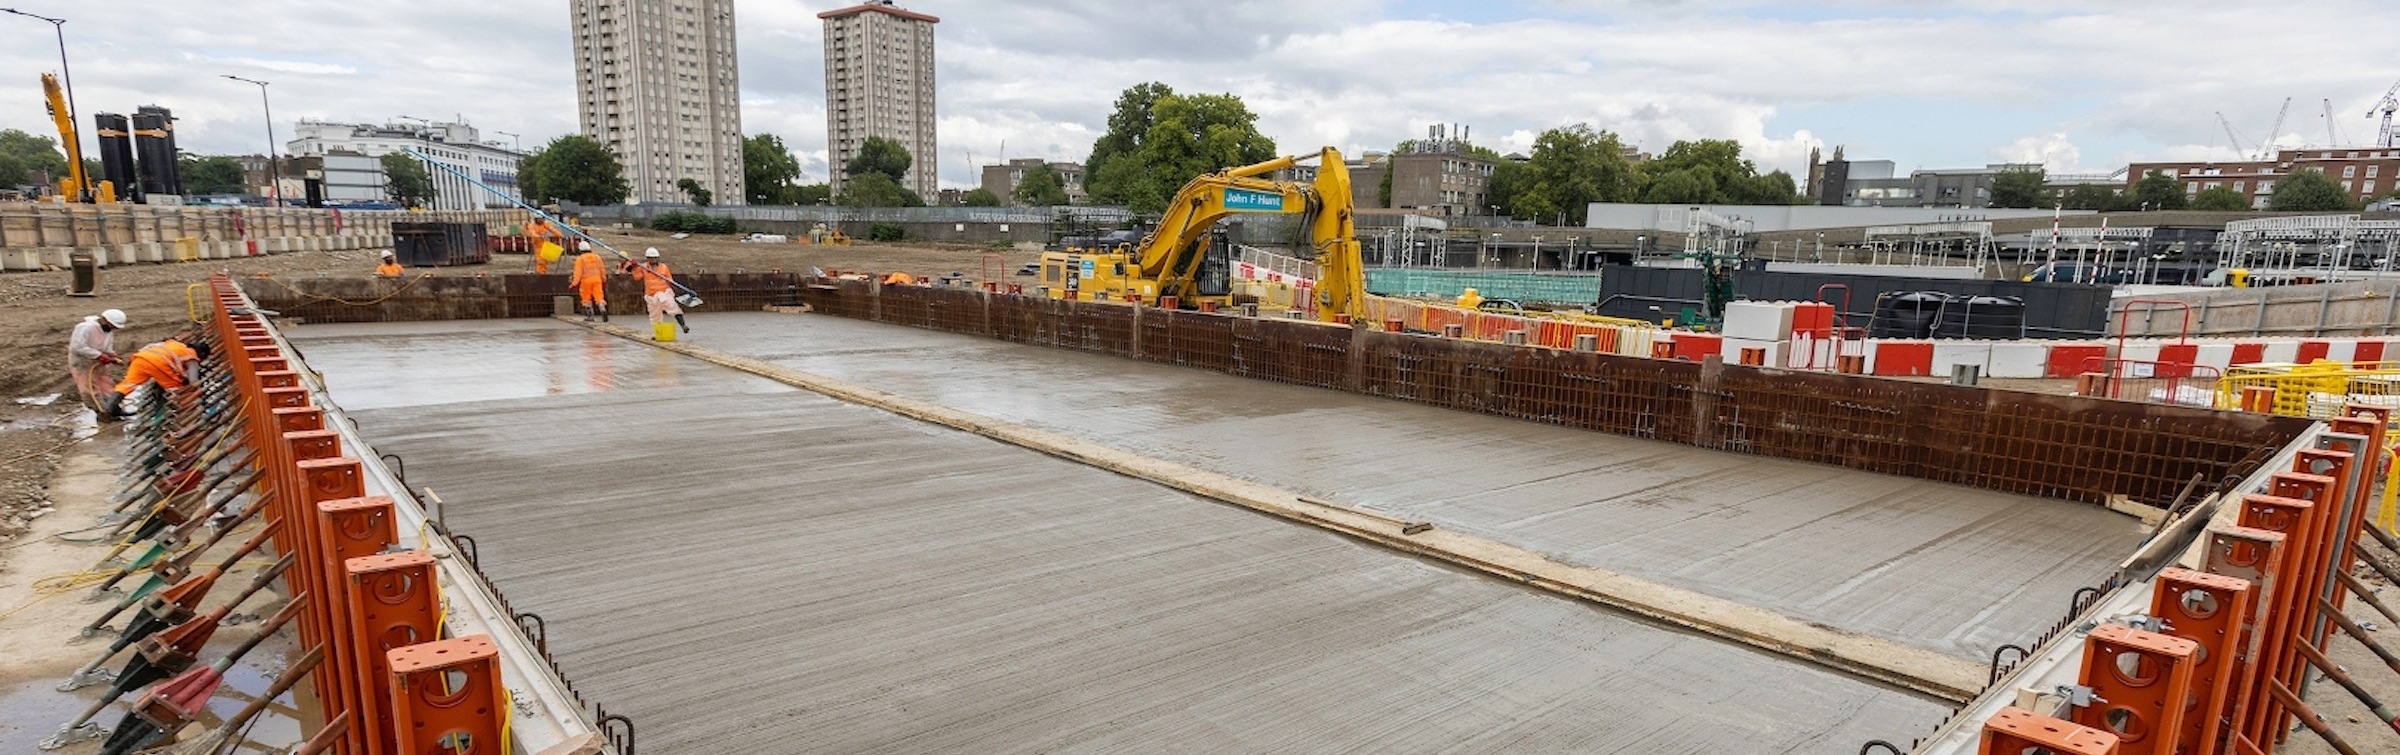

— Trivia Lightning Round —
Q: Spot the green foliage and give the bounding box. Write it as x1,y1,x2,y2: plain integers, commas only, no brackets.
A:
649,211,736,234
675,177,712,206
960,187,1002,206
521,135,629,205
1640,169,1716,204
1512,124,1637,224
743,134,804,204
2189,185,2250,211
1628,139,1803,205
1375,162,1392,208
1012,163,1068,206
2058,184,2126,211
2127,170,2188,211
838,171,924,208
178,154,247,195
2269,168,2356,211
1081,83,1275,214
1989,167,2048,209
1485,160,1525,216
0,129,68,189
793,183,831,206
845,136,912,183
867,222,905,242
379,153,435,208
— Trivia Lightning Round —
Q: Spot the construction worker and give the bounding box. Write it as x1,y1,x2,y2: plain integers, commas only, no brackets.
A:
375,250,403,277
103,336,211,417
568,240,609,322
527,217,561,274
881,271,915,286
65,308,126,416
628,248,688,335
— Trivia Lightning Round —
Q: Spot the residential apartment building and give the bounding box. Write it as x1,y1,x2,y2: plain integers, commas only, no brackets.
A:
978,158,1084,205
570,0,745,205
821,2,939,200
284,120,524,209
2126,148,2400,209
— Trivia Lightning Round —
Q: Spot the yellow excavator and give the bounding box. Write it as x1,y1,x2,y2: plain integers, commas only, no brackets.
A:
1039,147,1364,323
41,73,112,203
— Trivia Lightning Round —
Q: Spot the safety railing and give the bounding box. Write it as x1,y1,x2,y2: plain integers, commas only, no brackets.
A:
2217,359,2400,420
2077,357,2223,408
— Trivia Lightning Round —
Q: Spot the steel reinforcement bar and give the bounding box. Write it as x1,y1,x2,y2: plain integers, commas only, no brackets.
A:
801,279,2309,509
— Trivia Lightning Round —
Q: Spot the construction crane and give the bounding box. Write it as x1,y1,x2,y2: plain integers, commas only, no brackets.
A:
2326,98,2349,147
2215,112,2252,161
2370,77,2400,148
2256,97,2290,159
40,73,109,202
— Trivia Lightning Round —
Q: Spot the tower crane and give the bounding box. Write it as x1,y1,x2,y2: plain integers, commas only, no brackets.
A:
2326,99,2349,147
2370,78,2400,148
2215,112,2252,160
2257,97,2290,159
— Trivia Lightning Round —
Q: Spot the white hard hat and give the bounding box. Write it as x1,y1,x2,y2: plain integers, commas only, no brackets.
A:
577,240,591,251
644,248,660,258
381,250,395,258
101,309,127,327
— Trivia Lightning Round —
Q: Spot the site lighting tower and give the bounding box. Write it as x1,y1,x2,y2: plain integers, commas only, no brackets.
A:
221,75,279,206
8,9,81,198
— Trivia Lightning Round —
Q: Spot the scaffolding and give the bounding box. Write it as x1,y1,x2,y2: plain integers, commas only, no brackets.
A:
2217,214,2400,281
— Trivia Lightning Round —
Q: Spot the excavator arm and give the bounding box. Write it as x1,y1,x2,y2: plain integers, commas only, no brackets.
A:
1127,147,1364,321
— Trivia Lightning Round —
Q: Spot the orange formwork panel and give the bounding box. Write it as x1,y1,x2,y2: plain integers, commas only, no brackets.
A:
2149,567,2253,755
298,459,373,755
345,550,439,755
2071,624,2199,755
2233,486,2329,750
1979,707,2120,754
387,635,511,755
2202,524,2289,755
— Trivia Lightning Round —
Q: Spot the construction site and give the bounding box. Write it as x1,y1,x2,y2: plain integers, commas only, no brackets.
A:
11,140,2400,755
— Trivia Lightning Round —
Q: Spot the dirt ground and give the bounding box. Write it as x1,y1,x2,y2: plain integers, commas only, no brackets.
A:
0,231,1029,550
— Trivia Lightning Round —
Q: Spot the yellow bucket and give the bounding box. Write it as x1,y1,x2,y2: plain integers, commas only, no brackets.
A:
652,321,678,342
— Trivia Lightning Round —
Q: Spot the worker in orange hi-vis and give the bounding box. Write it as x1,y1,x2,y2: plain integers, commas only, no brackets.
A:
102,336,211,418
627,247,687,335
528,217,561,274
568,240,610,322
375,250,403,277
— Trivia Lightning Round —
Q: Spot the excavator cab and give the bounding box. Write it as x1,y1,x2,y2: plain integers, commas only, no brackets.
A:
1193,230,1233,298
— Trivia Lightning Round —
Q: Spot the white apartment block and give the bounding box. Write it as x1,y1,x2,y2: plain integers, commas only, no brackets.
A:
820,2,938,200
571,0,745,205
285,120,524,210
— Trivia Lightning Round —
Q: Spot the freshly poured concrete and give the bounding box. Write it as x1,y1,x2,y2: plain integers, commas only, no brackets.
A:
685,312,2148,661
290,320,1945,753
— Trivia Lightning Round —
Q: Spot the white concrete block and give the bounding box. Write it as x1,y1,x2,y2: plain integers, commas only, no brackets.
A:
2328,340,2358,363
1988,343,2051,378
2119,341,2162,364
2194,343,2236,370
1932,341,1993,373
1721,301,1796,342
2262,340,2301,364
1,250,40,271
1724,337,1786,367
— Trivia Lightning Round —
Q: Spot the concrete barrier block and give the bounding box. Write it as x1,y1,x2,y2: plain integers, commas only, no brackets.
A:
1786,334,1836,370
1724,337,1785,367
1870,340,1936,376
2194,343,2236,370
1721,302,1796,342
2327,340,2358,363
2119,341,2162,364
1988,343,2051,378
1,249,40,271
2261,340,2301,364
1931,341,1992,373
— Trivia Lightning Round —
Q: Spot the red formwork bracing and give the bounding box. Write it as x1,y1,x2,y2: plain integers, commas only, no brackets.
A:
2148,568,2254,755
1980,707,2121,754
2071,624,2199,754
196,274,513,752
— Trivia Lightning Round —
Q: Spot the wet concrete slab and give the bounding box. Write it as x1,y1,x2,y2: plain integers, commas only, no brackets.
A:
678,312,2150,662
290,320,1947,754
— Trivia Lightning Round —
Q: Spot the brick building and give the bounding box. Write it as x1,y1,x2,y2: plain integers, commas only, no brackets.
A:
2126,147,2400,209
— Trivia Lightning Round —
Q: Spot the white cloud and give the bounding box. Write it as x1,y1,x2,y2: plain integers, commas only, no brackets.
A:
1,0,2393,194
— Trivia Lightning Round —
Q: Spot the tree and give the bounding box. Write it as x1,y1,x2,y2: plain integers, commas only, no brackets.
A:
380,153,435,208
0,129,68,189
960,187,1002,206
743,134,804,204
1084,81,1176,204
1376,163,1393,208
521,135,629,205
1486,159,1527,216
793,183,832,206
676,177,712,206
845,136,912,183
1639,169,1716,204
838,172,923,207
2126,170,2188,211
2189,185,2250,211
1081,83,1274,213
179,155,247,195
1989,167,2048,209
2059,184,2126,211
2269,168,2355,211
1512,124,1638,225
1627,139,1803,205
1012,163,1068,206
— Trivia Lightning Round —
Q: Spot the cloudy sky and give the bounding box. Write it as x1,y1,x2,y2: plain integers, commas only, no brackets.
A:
4,0,2396,191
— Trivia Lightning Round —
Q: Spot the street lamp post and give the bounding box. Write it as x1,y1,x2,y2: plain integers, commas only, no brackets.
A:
7,8,82,199
221,75,280,206
396,115,436,209
494,130,523,203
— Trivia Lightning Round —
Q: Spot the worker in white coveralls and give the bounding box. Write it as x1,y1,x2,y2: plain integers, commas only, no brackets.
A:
66,308,127,417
